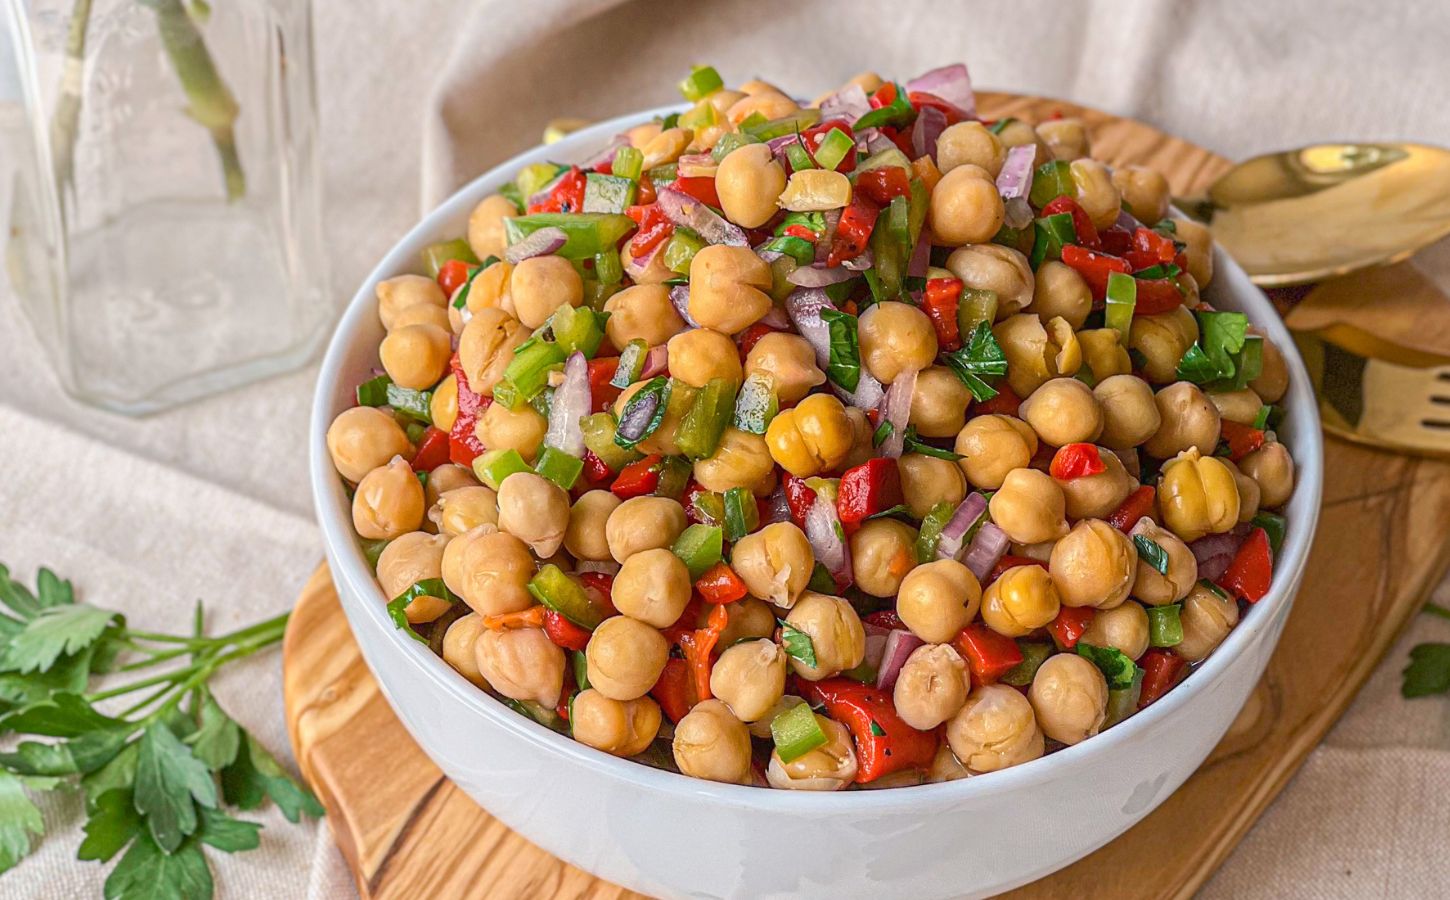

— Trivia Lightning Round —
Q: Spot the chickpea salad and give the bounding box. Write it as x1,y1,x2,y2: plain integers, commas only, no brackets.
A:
326,61,1297,790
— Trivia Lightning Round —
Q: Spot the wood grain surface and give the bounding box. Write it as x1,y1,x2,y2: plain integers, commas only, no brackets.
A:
283,93,1450,899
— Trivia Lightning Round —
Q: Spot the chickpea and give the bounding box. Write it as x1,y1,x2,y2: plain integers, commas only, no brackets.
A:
1173,218,1215,288
1094,375,1162,449
667,328,743,389
1239,441,1294,508
1029,653,1108,745
935,122,1006,176
745,333,825,404
693,428,775,495
715,143,788,228
1129,304,1199,384
1223,458,1261,523
1028,261,1092,329
1145,381,1221,459
459,308,529,396
1078,328,1132,382
641,126,694,169
894,644,970,730
428,374,459,433
476,627,565,708
377,274,447,331
673,699,753,784
783,592,866,681
1176,582,1240,662
1111,166,1170,225
495,472,569,557
376,532,452,623
899,453,967,519
731,522,814,608
710,639,788,722
586,615,669,701
605,496,687,563
897,559,982,643
765,393,855,477
620,240,674,285
564,490,621,562
1208,388,1264,426
993,314,1057,397
1049,519,1136,609
1176,271,1201,308
1251,336,1289,403
352,457,425,540
380,323,451,390
425,463,478,509
391,301,452,333
726,90,798,127
603,284,686,349
955,414,1038,490
1067,158,1121,230
945,243,1035,318
441,526,535,616
1082,601,1150,660
995,118,1053,161
844,71,884,93
849,519,918,598
687,246,773,335
441,613,488,688
839,406,876,470
989,468,1069,544
463,260,513,317
508,255,583,330
611,548,692,628
1158,449,1241,542
981,564,1061,636
625,121,662,149
465,194,517,259
1019,378,1104,447
930,164,1006,246
947,684,1045,773
1057,448,1134,520
475,401,547,462
430,485,499,536
857,301,938,384
1036,117,1091,161
570,689,661,757
717,597,777,647
908,366,972,438
1045,317,1082,378
766,715,858,791
327,406,412,483
1129,518,1198,605
928,742,971,783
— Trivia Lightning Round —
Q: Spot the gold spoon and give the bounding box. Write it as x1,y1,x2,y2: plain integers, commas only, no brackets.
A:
1179,142,1450,287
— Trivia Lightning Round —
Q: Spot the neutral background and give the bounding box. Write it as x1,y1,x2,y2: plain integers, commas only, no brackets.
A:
3,0,1450,896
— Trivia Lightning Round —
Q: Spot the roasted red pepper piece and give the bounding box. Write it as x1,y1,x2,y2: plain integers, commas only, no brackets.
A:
581,450,613,484
1098,226,1133,257
737,322,782,360
906,91,966,126
863,609,907,630
1133,277,1185,315
1220,420,1266,461
854,167,913,206
782,224,818,241
542,610,591,652
626,204,673,258
953,624,1025,685
410,426,451,473
972,384,1022,417
921,277,964,351
1137,649,1186,709
1125,226,1178,271
988,554,1047,583
586,357,623,414
436,259,476,298
527,166,587,214
836,458,904,525
1218,527,1273,602
796,678,939,783
447,353,489,466
610,454,662,499
673,176,722,209
651,658,696,723
1049,443,1107,481
679,604,729,702
1048,606,1096,650
782,474,817,529
695,562,748,605
577,571,617,617
1041,195,1101,250
1061,244,1132,304
829,193,880,267
1107,485,1157,533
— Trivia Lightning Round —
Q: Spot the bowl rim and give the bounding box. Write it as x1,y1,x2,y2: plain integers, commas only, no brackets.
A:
310,100,1324,813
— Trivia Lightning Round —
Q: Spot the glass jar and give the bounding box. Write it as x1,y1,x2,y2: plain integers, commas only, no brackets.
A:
2,0,328,414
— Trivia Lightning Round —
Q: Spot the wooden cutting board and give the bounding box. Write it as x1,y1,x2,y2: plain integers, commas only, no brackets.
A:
283,93,1450,899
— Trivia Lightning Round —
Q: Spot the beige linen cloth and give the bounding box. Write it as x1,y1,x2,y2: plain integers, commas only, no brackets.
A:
2,0,1449,896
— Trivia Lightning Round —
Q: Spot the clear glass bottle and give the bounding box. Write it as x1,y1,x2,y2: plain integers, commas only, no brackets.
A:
2,0,328,414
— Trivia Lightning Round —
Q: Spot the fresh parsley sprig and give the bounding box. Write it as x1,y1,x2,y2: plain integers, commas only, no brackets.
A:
0,563,320,898
1402,602,1450,699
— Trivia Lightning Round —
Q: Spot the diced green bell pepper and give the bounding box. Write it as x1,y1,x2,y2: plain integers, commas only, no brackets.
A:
653,454,693,500
550,304,605,358
505,213,636,260
1002,641,1054,687
611,339,651,389
594,250,623,286
1104,669,1145,727
473,448,532,490
528,564,604,629
813,128,855,171
956,288,998,339
784,140,815,172
421,239,479,278
1147,604,1184,648
1028,160,1075,209
1251,511,1287,557
1105,272,1137,344
743,109,822,141
733,371,779,434
771,701,827,763
678,65,724,102
723,486,758,541
1028,212,1076,269
583,173,636,215
672,524,724,577
677,377,736,459
663,228,706,275
612,146,644,182
535,446,584,490
580,413,641,472
915,501,957,563
502,337,567,404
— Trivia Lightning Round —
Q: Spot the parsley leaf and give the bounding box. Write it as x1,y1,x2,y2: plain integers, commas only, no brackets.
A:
1077,643,1142,690
135,722,219,853
185,696,241,771
196,807,262,854
103,831,213,900
221,734,323,824
0,729,129,776
1402,643,1450,698
386,578,452,644
1132,535,1171,575
0,769,45,875
78,788,143,863
778,619,818,669
903,425,963,461
943,321,1008,401
819,308,862,392
0,692,125,738
0,604,117,674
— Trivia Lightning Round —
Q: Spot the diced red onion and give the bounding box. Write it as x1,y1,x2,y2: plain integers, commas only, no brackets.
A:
640,343,670,379
876,630,925,692
813,208,842,264
504,227,568,264
841,248,874,271
787,264,855,288
858,128,898,155
878,368,917,458
784,287,885,409
762,484,792,525
615,385,661,444
862,622,892,671
905,64,976,118
1189,530,1246,582
937,493,988,561
622,241,663,282
668,284,701,329
582,135,629,170
838,374,885,410
997,145,1038,230
1115,209,1146,232
677,153,718,178
766,133,805,169
758,304,791,330
963,523,1010,584
575,559,621,576
655,186,748,247
819,83,871,123
545,351,589,457
803,491,852,590
907,227,932,302
911,105,948,161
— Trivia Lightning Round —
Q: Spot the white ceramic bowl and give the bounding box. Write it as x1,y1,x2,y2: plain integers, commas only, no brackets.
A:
310,106,1323,900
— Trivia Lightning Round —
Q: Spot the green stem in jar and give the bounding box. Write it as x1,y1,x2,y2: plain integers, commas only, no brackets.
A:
49,0,94,197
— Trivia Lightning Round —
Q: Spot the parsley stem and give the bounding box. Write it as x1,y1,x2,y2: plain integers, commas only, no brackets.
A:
86,616,289,705
117,682,177,718
1424,602,1450,622
116,645,193,671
